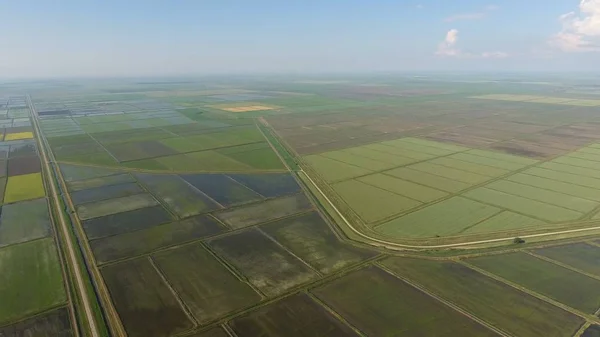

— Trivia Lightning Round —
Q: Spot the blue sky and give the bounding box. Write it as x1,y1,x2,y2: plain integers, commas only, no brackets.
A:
0,0,599,78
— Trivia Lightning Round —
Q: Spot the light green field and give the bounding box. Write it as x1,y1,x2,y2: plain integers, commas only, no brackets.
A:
303,155,372,182
507,173,600,202
407,162,491,184
428,156,510,177
384,167,471,192
522,167,600,189
462,211,546,234
472,94,600,106
464,188,582,222
333,179,421,223
341,146,417,166
0,238,66,325
450,152,533,170
357,173,448,202
321,150,395,171
4,173,45,204
376,197,501,238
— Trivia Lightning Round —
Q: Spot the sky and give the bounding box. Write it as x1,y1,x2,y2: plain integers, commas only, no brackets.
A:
0,0,599,78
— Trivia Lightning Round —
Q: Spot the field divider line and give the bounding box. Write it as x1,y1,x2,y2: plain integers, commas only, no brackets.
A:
255,227,323,278
524,251,600,283
573,322,591,337
256,118,292,172
457,260,600,324
374,262,512,337
304,292,367,337
147,256,199,328
182,255,385,334
200,242,267,299
585,240,600,249
95,208,317,268
221,323,239,337
29,95,126,337
28,97,101,337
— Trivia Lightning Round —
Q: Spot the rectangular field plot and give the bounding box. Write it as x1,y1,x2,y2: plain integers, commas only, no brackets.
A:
228,173,300,198
82,205,173,239
320,150,397,171
181,174,263,207
76,193,159,220
208,229,318,296
583,325,600,337
104,140,178,162
0,307,72,337
187,327,229,337
135,173,221,217
380,257,583,337
534,243,600,277
70,182,144,205
464,188,583,222
521,166,600,189
152,151,253,172
153,243,260,324
376,197,501,238
230,293,357,337
450,151,535,171
261,212,375,274
3,173,45,203
0,239,66,325
303,155,373,183
332,179,421,223
384,167,471,192
406,162,492,185
0,198,51,247
506,173,600,202
214,194,313,229
91,214,225,264
467,252,600,313
7,155,41,176
357,173,448,203
59,163,120,182
101,258,193,337
381,137,468,156
428,156,510,177
312,266,497,337
159,127,264,152
67,173,135,192
462,211,546,234
219,147,285,170
483,180,597,213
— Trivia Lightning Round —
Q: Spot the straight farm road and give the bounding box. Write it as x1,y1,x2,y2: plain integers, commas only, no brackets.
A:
27,95,107,337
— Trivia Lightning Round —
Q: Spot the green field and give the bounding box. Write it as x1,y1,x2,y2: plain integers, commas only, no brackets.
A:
312,266,497,336
0,239,66,325
467,252,600,313
3,173,45,203
153,243,261,324
380,257,583,337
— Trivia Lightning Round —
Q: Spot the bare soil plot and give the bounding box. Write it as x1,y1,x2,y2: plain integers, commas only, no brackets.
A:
534,243,600,278
261,212,376,274
82,205,173,239
7,156,41,176
230,293,357,337
0,198,51,247
136,173,221,218
105,140,178,162
380,257,583,337
76,193,159,220
8,142,37,158
181,174,263,207
153,243,260,324
101,258,193,337
228,173,301,198
213,194,313,229
467,252,600,313
0,239,66,325
312,266,498,337
487,140,566,159
91,215,225,264
424,131,498,147
208,228,318,296
0,307,72,337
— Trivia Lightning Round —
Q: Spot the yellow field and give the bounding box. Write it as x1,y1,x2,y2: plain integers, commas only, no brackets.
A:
3,173,45,204
5,132,34,141
221,105,275,112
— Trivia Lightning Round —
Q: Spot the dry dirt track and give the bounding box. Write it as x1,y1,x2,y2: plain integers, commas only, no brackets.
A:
28,95,101,337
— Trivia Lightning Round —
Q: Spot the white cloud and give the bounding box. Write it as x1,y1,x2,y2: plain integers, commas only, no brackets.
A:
444,5,499,22
435,29,509,58
551,0,600,52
